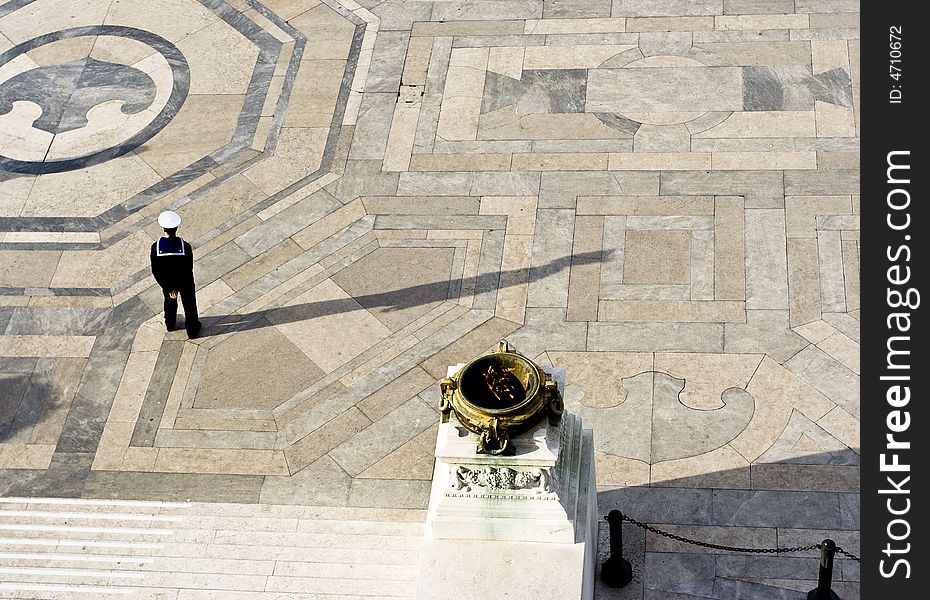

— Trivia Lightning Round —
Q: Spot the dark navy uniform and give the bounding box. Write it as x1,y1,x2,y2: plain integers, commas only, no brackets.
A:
150,236,200,336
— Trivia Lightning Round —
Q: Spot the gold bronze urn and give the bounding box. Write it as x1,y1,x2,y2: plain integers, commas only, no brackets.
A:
438,340,563,455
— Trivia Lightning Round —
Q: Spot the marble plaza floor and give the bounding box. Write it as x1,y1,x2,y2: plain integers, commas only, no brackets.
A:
0,0,860,598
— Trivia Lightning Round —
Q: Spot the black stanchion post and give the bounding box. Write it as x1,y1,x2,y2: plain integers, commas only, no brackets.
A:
600,509,633,588
807,539,841,600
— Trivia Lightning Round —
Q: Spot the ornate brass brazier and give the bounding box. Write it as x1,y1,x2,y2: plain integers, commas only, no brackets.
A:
438,340,563,455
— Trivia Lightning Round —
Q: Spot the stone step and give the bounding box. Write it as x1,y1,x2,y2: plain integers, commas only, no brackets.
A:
0,497,423,598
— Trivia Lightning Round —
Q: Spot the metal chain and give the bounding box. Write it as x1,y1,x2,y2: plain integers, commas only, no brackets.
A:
835,547,860,561
616,513,859,561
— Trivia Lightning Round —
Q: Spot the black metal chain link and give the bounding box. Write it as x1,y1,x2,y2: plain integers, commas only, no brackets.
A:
616,513,860,561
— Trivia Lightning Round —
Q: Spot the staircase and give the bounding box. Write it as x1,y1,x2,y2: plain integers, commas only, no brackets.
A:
0,497,425,599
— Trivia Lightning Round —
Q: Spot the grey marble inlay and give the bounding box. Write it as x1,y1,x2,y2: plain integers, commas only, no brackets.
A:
481,69,587,115
0,57,156,134
743,66,854,111
565,371,754,463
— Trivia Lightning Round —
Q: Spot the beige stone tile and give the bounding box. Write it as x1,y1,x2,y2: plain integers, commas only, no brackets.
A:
787,238,821,327
817,151,858,170
479,108,627,141
108,350,159,424
0,250,60,287
357,423,438,480
411,20,526,37
121,447,158,472
816,406,859,452
623,230,690,285
242,127,328,195
714,14,809,30
655,353,762,411
500,231,533,274
25,37,91,65
4,232,100,244
812,40,849,74
272,279,392,373
403,36,434,85
495,234,533,324
22,153,161,217
376,230,427,242
318,230,377,270
487,46,524,80
339,335,421,388
567,216,603,322
154,448,289,476
694,111,816,138
133,94,245,177
815,101,856,137
0,0,109,43
357,367,435,422
282,59,346,128
480,196,538,235
284,408,371,474
197,279,234,312
751,464,858,492
598,300,745,322
419,317,519,379
785,195,852,238
651,446,751,489
0,335,95,357
159,342,197,429
409,153,512,172
27,295,112,309
523,44,636,69
426,229,485,241
0,444,55,470
577,195,715,216
711,151,817,170
693,41,813,66
731,358,798,462
524,18,626,34
176,21,260,95
0,173,33,217
0,102,54,163
595,451,649,487
842,238,860,312
548,351,653,409
103,0,218,43
512,153,607,171
289,3,355,60
627,16,714,31
383,105,421,172
608,152,712,170
51,231,153,288
292,199,366,250
714,196,745,301
437,96,483,141
364,196,478,215
817,332,859,375
793,319,836,344
222,239,304,292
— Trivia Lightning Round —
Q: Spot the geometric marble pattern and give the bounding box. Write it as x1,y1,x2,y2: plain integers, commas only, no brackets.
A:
0,0,861,597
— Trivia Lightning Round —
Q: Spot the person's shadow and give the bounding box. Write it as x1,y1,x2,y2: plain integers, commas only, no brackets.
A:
205,250,611,334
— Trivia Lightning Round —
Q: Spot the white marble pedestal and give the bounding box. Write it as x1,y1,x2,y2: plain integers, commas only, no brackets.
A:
414,366,597,600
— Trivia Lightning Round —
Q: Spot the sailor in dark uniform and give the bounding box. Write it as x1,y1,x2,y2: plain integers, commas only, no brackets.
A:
150,210,201,338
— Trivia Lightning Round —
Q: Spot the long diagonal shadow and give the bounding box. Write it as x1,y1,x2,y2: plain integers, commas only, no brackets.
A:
206,250,612,335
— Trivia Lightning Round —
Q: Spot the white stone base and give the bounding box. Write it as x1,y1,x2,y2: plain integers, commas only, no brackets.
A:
415,365,597,600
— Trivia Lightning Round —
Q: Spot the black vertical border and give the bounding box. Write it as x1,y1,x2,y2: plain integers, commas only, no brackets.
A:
861,3,926,595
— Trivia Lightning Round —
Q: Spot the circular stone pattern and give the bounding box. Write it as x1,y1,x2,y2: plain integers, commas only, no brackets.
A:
0,25,189,174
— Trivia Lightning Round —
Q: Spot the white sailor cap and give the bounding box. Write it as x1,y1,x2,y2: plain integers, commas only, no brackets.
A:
158,210,182,229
